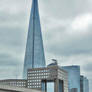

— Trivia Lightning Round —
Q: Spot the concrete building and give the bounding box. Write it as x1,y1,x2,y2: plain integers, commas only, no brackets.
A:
23,0,46,79
80,76,89,92
0,85,41,92
27,65,68,92
0,79,27,88
0,65,68,92
61,66,80,92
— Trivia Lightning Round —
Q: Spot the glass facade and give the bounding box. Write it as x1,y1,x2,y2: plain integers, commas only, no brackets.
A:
59,80,64,92
61,66,80,92
47,82,54,92
80,76,89,92
23,0,45,79
42,81,54,92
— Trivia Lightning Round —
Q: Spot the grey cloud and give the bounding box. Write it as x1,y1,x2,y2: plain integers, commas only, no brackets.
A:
0,52,23,66
40,0,92,19
83,63,92,72
44,26,92,56
0,0,92,91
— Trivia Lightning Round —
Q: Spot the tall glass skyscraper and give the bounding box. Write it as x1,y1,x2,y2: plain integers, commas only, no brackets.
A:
61,66,80,92
23,0,45,79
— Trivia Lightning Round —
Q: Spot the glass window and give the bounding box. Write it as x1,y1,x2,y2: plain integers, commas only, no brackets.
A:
47,82,54,92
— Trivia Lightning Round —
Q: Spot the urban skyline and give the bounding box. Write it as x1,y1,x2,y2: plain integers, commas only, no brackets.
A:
0,0,91,92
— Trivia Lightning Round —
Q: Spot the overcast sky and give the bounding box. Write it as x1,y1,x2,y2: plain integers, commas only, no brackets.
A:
0,0,92,91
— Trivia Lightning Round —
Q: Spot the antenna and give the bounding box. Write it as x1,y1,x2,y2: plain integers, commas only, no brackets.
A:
52,59,58,65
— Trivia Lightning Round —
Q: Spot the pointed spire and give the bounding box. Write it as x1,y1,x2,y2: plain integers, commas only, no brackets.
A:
23,0,46,79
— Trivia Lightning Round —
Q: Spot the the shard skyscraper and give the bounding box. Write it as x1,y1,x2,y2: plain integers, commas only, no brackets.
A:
23,0,46,79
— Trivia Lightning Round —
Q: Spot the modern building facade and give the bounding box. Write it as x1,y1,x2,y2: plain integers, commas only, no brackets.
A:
23,0,45,79
27,65,68,92
80,76,89,92
61,66,80,92
0,79,27,88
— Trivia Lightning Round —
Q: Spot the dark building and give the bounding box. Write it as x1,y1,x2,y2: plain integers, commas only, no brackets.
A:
70,88,78,92
80,76,89,92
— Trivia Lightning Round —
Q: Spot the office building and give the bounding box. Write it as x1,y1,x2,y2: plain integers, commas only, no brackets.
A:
23,0,46,79
27,65,68,92
80,76,89,92
61,66,80,92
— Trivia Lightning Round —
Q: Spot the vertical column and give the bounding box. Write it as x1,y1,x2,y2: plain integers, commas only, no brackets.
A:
42,80,47,92
55,79,59,92
45,81,47,92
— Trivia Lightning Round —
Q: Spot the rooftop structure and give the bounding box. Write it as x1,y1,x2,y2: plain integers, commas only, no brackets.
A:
27,65,68,92
23,0,46,79
47,59,58,66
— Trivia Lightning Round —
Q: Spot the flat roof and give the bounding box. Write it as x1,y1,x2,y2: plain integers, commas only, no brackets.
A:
28,65,67,73
0,85,41,92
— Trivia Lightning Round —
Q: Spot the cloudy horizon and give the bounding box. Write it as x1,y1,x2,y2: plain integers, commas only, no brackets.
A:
0,0,92,91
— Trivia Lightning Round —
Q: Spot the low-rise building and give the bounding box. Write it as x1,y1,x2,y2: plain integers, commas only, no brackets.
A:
0,79,27,88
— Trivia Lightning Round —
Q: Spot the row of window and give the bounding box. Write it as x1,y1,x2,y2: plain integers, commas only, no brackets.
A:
28,70,49,73
28,80,41,82
0,82,26,84
28,76,49,79
28,82,41,85
11,84,26,86
28,73,50,76
28,85,41,88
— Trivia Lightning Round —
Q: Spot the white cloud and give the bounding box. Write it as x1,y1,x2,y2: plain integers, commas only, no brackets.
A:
71,13,92,31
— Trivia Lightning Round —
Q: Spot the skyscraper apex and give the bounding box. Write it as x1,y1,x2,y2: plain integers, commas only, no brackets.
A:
23,0,46,79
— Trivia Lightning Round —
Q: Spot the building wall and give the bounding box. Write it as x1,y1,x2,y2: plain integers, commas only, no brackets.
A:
0,79,27,88
0,85,41,92
61,66,80,92
58,69,68,92
80,76,83,92
80,76,89,92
